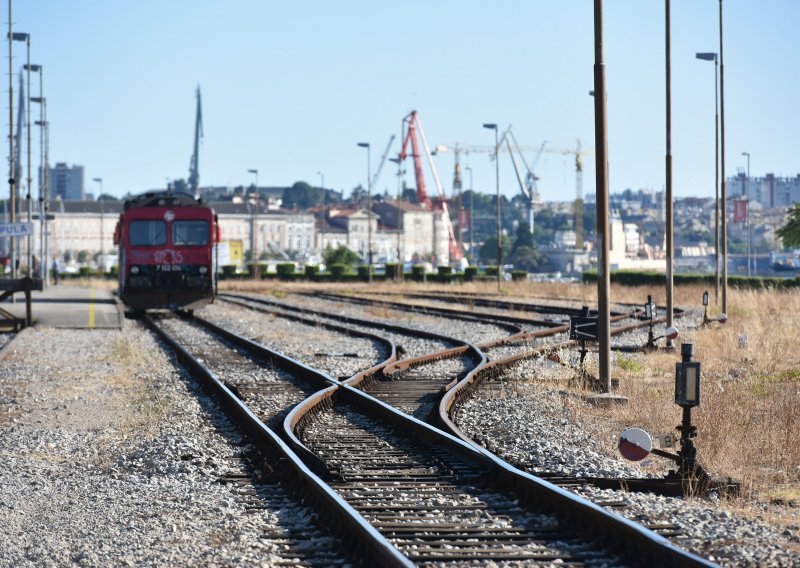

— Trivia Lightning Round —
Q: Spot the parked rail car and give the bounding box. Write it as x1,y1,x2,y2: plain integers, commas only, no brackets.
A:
114,190,220,311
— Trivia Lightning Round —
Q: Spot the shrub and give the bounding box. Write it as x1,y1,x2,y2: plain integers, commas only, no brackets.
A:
385,263,402,280
438,265,453,283
329,263,347,281
581,269,800,290
411,264,426,282
276,263,296,280
511,269,528,282
304,264,320,280
464,266,478,282
78,266,95,278
484,265,499,277
221,265,237,279
357,265,373,282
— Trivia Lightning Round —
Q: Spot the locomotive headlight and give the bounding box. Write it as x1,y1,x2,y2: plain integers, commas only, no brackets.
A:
199,266,208,274
130,266,140,274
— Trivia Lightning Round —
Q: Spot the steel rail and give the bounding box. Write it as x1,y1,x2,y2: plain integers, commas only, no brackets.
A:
219,292,466,350
302,290,537,331
284,378,714,567
142,314,412,568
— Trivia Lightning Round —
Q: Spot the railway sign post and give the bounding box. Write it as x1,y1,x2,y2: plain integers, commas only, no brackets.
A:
618,427,653,461
569,307,598,371
0,221,34,238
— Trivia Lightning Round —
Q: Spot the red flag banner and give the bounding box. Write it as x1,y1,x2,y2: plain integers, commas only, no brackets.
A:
733,199,748,223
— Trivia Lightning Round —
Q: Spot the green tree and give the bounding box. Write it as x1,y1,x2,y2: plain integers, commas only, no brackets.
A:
282,181,324,210
509,245,545,271
777,204,800,248
479,235,512,264
323,244,360,268
511,221,533,253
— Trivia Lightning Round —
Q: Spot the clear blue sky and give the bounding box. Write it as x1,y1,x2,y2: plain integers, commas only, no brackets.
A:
6,1,799,202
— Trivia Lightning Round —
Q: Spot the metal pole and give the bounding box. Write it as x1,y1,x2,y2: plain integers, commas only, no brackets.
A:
248,169,258,280
665,0,674,348
25,36,32,277
594,0,611,392
366,144,372,283
94,178,103,273
8,3,16,280
396,161,401,271
466,166,473,263
495,128,501,289
743,152,750,276
43,100,49,284
719,0,728,315
714,55,719,304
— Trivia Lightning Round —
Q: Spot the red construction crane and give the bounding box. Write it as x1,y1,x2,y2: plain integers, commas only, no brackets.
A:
399,111,463,262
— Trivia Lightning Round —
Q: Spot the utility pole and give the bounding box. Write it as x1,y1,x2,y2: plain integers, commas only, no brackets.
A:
466,166,473,263
665,0,675,347
7,7,17,280
248,169,258,279
94,178,104,273
719,0,728,315
357,142,372,283
741,152,751,276
593,0,612,392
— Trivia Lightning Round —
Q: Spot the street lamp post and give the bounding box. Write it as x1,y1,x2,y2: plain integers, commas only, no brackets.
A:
741,152,751,276
316,171,324,192
93,178,104,273
665,0,675,348
719,0,728,316
11,32,31,275
483,123,501,290
695,52,719,304
26,63,45,282
248,169,259,279
389,156,404,276
34,103,49,285
6,4,16,280
357,142,372,283
465,165,473,263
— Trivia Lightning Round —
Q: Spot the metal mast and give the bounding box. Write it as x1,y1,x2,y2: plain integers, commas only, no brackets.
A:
188,86,203,195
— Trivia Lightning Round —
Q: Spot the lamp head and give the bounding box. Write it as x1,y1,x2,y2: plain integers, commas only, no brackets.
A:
695,52,717,62
482,123,497,130
357,142,370,148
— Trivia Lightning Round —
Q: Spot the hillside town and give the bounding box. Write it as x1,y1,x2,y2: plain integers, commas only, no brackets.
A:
3,167,799,277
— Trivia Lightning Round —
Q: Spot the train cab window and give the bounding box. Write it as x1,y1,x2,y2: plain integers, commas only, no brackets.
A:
129,220,167,246
172,220,209,246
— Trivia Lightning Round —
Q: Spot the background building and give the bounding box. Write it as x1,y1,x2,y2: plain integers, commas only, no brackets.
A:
49,163,85,201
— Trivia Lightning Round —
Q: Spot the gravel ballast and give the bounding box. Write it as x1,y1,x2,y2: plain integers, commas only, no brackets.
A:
0,324,341,566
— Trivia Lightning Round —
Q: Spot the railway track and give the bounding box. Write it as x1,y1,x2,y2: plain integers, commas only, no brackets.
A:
286,383,712,566
302,290,561,334
146,298,712,564
142,312,409,567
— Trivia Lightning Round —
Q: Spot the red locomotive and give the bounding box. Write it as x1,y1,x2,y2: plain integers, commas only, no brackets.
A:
114,190,220,311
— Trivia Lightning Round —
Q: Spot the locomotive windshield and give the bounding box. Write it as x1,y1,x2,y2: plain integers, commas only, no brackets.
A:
129,220,167,246
172,221,209,246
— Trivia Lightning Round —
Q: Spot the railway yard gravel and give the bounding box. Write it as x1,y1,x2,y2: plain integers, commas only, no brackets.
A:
0,324,338,566
267,292,512,345
1,295,799,566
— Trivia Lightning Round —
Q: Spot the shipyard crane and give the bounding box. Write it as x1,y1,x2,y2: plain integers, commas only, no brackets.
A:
369,134,396,193
187,86,203,195
399,111,462,262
